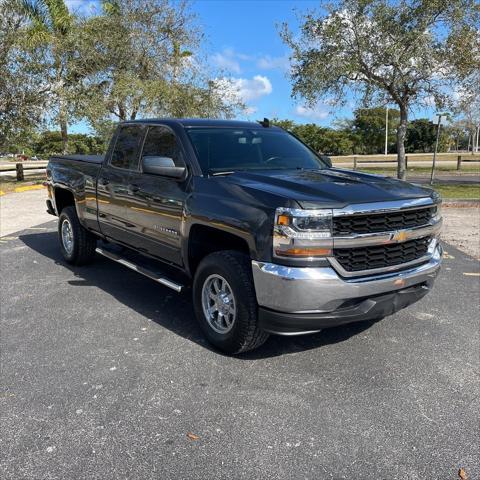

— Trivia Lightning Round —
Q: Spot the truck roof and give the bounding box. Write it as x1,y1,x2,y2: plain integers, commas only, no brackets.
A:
124,118,281,130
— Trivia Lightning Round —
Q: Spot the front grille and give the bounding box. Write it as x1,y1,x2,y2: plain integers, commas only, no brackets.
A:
334,237,431,272
333,207,436,236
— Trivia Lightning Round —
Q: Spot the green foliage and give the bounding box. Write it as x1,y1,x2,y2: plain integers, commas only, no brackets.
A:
352,108,399,154
33,131,105,156
273,112,459,156
406,119,437,153
0,0,46,149
4,0,241,154
272,119,354,156
406,119,453,153
77,0,241,125
281,0,479,178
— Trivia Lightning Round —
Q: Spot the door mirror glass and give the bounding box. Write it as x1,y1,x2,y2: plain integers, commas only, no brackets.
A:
143,155,186,178
144,156,175,168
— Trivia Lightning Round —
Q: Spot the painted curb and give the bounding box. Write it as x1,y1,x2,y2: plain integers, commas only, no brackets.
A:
0,185,45,196
14,185,46,193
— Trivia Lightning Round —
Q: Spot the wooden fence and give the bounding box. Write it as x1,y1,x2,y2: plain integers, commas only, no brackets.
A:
1,154,479,181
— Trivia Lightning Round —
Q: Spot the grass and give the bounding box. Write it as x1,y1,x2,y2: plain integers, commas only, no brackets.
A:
431,184,480,200
0,175,45,194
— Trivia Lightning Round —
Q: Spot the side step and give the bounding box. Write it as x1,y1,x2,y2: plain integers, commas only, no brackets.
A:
95,247,183,293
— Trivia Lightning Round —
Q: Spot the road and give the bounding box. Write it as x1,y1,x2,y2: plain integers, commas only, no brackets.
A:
406,175,480,185
1,219,479,479
0,189,52,236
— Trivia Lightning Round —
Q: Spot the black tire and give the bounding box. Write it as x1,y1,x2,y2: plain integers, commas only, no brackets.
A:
193,250,269,354
58,206,97,265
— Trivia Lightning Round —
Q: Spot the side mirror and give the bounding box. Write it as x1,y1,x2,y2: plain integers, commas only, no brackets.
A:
142,156,186,179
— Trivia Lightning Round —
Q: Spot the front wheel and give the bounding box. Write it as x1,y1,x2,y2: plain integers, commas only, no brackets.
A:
58,206,97,265
193,251,269,354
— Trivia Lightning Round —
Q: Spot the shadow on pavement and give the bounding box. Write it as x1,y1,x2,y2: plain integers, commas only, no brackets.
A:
20,230,374,359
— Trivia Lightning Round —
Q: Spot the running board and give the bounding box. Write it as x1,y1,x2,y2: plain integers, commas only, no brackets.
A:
95,247,183,292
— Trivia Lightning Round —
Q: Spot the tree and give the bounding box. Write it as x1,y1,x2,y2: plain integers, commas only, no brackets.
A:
452,71,480,153
19,0,78,153
352,107,399,154
78,0,240,127
271,119,355,155
0,0,46,150
281,0,479,179
33,130,105,156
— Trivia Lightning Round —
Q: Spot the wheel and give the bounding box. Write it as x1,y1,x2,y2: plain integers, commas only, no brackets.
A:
193,250,269,354
58,206,97,265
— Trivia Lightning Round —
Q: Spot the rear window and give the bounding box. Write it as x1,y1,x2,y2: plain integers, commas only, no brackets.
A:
110,125,144,170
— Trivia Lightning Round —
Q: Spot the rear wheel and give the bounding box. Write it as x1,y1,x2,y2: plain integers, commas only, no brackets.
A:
193,251,269,354
58,206,97,265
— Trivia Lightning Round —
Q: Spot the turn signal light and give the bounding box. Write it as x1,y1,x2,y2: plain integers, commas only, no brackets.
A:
275,247,332,257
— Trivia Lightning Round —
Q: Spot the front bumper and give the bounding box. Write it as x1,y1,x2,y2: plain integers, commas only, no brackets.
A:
251,243,442,335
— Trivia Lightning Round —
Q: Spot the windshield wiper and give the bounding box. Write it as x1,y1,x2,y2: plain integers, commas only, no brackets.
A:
207,169,236,176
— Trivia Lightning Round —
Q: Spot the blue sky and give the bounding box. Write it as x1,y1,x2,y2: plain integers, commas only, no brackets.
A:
67,0,436,134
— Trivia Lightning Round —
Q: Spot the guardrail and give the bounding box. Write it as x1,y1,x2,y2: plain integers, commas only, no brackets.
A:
332,154,480,171
0,163,47,181
1,154,479,182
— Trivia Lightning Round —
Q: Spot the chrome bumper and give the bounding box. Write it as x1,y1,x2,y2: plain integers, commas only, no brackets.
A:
252,243,442,314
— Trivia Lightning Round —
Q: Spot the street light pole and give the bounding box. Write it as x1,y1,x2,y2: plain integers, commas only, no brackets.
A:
384,106,389,156
430,113,445,185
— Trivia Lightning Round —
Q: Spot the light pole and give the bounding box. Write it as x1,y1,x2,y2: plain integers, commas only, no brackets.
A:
430,112,449,185
384,106,389,156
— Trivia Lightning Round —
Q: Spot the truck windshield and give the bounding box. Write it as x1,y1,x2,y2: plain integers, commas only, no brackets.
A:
186,128,328,174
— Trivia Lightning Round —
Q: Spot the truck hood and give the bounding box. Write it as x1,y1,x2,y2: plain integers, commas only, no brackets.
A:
224,168,435,208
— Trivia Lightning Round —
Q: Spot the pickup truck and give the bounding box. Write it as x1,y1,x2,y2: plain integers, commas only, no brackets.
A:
46,119,442,354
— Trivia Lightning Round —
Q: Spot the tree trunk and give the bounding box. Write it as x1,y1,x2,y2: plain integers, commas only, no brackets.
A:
396,106,408,180
60,118,68,154
58,97,68,154
118,103,126,121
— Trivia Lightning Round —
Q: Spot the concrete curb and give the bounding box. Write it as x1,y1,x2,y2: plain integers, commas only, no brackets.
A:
0,184,45,196
443,200,480,207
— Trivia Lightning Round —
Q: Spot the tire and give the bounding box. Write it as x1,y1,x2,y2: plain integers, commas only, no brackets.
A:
193,250,269,354
58,206,97,265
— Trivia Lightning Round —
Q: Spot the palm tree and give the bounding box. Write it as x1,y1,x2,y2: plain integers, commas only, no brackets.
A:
19,0,73,153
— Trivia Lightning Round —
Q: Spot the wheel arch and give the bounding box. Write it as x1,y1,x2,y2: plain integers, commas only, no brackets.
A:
54,187,76,215
186,223,252,276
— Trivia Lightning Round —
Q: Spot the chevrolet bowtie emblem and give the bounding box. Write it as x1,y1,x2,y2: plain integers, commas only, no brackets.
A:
393,230,408,243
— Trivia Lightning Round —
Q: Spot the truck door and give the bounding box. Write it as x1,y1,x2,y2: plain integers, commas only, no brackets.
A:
96,124,145,243
124,125,187,266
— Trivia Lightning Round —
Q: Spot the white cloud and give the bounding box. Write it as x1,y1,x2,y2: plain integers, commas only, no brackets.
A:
257,54,290,71
211,48,242,74
294,105,329,120
218,75,273,103
424,95,436,106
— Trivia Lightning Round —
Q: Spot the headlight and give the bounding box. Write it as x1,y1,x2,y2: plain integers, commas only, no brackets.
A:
273,208,333,260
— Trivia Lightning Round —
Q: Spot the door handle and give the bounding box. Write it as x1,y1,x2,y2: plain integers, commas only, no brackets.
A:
128,184,140,193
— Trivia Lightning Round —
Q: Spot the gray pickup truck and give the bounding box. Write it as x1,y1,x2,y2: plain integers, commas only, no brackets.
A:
46,118,442,354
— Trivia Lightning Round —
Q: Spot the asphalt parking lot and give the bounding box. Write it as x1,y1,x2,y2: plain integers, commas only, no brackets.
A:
1,220,479,480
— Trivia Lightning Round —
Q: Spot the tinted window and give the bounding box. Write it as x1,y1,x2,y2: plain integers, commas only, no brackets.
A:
186,128,327,174
110,125,144,170
142,126,183,167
